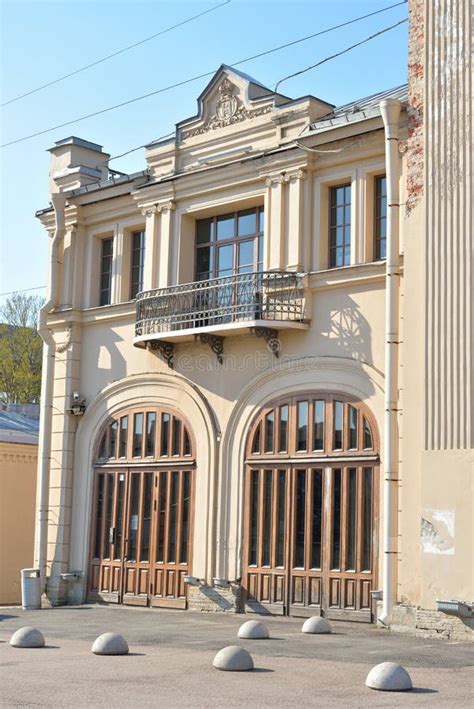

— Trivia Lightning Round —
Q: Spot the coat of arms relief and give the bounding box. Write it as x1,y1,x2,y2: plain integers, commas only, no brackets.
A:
183,77,272,139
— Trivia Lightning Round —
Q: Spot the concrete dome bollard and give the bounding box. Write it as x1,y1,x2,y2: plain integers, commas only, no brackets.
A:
366,662,413,691
91,633,129,656
301,616,332,634
213,645,254,672
237,620,270,639
10,627,45,648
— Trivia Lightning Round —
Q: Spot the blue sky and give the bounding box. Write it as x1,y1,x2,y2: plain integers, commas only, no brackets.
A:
0,0,408,306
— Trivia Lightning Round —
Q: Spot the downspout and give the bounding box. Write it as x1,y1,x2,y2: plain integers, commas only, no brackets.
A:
35,192,67,592
379,98,402,626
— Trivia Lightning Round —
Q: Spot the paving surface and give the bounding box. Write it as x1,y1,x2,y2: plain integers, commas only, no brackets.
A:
1,605,473,707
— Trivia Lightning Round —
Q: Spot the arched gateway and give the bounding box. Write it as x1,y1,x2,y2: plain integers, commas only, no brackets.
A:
242,394,379,621
88,406,195,608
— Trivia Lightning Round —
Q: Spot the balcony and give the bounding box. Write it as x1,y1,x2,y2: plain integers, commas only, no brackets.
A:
134,271,309,357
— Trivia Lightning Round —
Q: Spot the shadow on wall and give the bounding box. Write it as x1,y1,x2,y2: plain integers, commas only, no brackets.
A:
319,295,377,371
84,330,127,399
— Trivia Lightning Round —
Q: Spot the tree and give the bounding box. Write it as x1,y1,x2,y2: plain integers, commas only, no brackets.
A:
0,293,45,404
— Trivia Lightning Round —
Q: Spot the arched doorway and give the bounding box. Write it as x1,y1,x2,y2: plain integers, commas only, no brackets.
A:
88,406,195,609
242,394,379,621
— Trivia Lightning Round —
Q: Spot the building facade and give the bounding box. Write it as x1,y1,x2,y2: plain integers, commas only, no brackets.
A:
35,0,472,639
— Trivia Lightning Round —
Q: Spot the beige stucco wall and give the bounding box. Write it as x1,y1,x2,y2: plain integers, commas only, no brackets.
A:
0,441,37,604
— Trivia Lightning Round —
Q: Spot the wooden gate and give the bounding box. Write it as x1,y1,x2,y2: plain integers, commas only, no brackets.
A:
242,395,379,621
88,407,195,609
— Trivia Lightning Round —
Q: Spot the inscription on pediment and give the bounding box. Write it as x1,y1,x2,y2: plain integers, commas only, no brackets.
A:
184,78,272,139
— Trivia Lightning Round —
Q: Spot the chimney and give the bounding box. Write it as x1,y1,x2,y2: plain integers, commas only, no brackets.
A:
48,136,110,195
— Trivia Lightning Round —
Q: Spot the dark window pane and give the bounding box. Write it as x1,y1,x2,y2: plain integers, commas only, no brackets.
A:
333,402,343,450
296,401,308,451
94,474,104,558
238,240,254,270
278,405,289,452
251,423,261,454
97,431,107,460
140,473,153,561
216,213,234,241
258,208,264,233
238,208,257,237
311,469,323,569
294,470,306,568
262,470,272,566
180,471,191,563
197,218,213,244
133,413,143,457
172,417,180,456
119,416,128,458
145,412,156,457
276,470,286,567
156,472,167,562
331,469,342,569
249,470,259,565
167,471,179,563
108,421,117,458
363,417,373,449
114,473,125,560
100,238,113,306
128,474,140,562
161,413,170,456
130,230,145,299
346,468,357,570
264,411,274,453
349,405,358,449
196,246,211,277
375,175,387,260
183,427,191,456
313,400,325,450
362,468,373,570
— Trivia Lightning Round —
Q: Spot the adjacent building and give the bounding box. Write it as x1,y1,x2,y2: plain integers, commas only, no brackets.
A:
34,0,472,639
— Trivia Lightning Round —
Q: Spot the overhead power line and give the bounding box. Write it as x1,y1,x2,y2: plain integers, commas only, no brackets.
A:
1,0,231,107
275,17,408,93
1,2,408,149
0,286,46,298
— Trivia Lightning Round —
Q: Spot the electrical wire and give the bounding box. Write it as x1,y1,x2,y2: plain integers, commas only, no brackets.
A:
275,18,408,93
1,1,231,107
0,286,46,298
1,3,408,149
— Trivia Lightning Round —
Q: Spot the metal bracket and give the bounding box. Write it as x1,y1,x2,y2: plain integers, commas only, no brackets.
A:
197,333,224,363
251,327,280,357
148,340,174,369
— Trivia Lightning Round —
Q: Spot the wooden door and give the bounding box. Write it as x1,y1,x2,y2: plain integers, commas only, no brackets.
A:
88,467,194,608
243,463,377,620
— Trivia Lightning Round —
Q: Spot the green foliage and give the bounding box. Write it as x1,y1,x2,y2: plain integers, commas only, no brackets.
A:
0,293,44,404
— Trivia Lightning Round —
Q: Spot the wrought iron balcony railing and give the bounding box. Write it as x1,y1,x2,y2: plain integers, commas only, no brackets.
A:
135,271,308,339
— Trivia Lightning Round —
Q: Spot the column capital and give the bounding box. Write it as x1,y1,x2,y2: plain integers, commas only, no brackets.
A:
141,205,158,217
157,200,176,214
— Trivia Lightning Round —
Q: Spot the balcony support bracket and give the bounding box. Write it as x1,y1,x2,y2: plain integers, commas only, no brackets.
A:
197,333,224,364
148,340,174,369
251,327,280,357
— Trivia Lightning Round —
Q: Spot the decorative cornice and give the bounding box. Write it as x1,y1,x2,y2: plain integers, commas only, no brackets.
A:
0,452,38,464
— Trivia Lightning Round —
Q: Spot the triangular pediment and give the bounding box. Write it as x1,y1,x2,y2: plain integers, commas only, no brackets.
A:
177,65,290,141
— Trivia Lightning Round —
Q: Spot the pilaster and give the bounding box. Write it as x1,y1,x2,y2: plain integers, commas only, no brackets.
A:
157,201,176,288
141,206,159,291
264,175,288,270
287,169,307,271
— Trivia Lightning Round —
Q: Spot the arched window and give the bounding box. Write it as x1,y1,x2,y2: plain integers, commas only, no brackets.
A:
247,395,376,458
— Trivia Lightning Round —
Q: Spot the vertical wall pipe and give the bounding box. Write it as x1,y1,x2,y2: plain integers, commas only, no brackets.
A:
378,98,402,626
35,192,66,592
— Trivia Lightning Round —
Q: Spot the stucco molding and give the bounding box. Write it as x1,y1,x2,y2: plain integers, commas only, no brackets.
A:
69,372,220,584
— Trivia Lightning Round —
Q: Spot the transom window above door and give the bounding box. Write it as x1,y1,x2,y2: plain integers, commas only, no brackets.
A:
195,207,264,281
248,395,376,458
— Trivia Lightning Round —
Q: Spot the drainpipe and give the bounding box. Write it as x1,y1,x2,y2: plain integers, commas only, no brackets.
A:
35,192,67,592
378,99,402,626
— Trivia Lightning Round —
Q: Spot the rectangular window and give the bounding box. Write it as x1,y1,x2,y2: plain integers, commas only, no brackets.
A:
311,469,323,569
195,207,264,280
294,470,306,567
249,469,259,565
375,175,387,260
333,401,343,450
130,230,145,299
119,416,128,458
346,468,357,570
276,470,286,567
278,405,289,452
108,421,118,458
313,400,325,451
264,411,274,453
296,401,308,451
145,412,156,457
100,238,113,306
329,184,351,268
331,469,342,569
348,405,358,449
